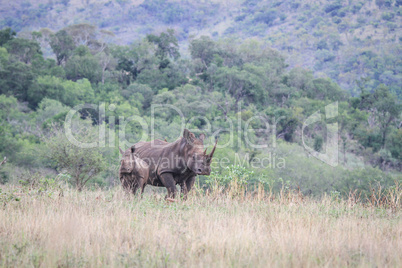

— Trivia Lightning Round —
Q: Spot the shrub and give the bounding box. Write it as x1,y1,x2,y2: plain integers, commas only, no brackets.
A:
382,12,395,21
44,120,106,191
324,3,342,13
206,165,254,197
332,16,342,24
253,9,278,25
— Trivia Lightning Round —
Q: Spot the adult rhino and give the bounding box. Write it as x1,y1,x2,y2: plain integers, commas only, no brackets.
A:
129,129,217,199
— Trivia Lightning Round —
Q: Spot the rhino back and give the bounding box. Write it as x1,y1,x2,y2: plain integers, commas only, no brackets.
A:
130,139,187,185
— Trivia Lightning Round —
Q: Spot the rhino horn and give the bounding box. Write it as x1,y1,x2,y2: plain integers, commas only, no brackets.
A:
119,147,124,155
209,139,218,158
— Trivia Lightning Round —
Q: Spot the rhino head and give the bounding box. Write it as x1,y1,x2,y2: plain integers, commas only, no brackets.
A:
119,147,136,174
181,129,217,175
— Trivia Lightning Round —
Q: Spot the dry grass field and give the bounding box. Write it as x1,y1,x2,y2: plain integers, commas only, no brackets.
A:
0,182,401,267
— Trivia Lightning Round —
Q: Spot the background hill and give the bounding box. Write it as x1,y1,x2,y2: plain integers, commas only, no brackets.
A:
0,0,400,195
1,0,401,97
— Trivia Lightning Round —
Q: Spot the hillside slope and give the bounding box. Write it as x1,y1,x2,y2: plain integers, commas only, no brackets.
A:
1,0,401,96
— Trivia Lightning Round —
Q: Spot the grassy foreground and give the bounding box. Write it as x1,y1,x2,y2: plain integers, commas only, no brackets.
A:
0,183,401,267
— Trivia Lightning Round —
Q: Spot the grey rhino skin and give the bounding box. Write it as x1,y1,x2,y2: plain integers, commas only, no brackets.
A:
119,147,149,195
128,129,217,199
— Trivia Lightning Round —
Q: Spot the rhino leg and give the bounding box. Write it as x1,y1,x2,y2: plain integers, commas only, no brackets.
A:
132,183,139,195
141,182,146,195
159,173,177,199
181,176,196,200
131,176,142,195
180,182,188,199
133,177,148,197
185,176,196,192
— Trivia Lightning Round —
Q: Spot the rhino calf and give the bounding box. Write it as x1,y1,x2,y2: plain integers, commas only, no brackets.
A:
119,147,149,195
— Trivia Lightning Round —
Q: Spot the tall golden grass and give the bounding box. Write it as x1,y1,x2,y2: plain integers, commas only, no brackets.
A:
0,181,401,267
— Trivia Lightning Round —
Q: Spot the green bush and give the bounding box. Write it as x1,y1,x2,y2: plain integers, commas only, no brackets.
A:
382,12,395,21
206,165,254,189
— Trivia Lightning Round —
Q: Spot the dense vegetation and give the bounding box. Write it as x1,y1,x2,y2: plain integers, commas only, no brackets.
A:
1,0,401,97
0,21,400,196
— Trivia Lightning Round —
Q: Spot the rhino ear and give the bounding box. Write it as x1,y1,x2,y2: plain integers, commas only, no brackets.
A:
131,147,135,154
119,147,124,155
199,133,205,142
183,129,195,145
183,129,191,139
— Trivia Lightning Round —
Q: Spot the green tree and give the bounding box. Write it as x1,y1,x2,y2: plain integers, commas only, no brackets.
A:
310,78,346,101
285,67,314,94
189,36,218,69
215,66,263,106
0,61,35,102
36,98,69,127
0,27,16,46
61,78,95,107
50,30,76,65
45,120,106,191
27,75,65,108
356,84,401,152
367,85,401,148
146,29,180,63
111,40,158,82
31,28,53,49
0,47,8,70
28,76,95,108
387,128,402,161
0,95,23,161
65,23,96,47
121,83,154,109
96,51,117,85
64,46,101,83
4,38,42,64
64,24,114,54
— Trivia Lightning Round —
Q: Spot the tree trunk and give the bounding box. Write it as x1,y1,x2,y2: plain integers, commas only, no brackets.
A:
381,117,393,149
75,174,83,191
0,157,6,167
